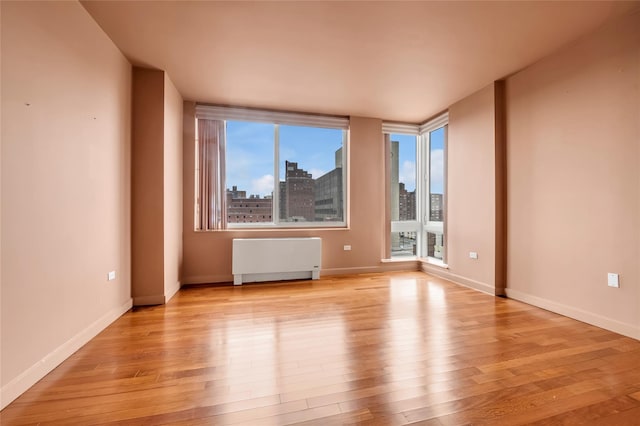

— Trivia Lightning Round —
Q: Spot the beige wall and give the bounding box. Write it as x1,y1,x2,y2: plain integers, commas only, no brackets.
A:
424,10,639,338
505,11,640,338
439,84,500,294
132,69,183,304
163,75,183,298
0,2,4,394
182,108,413,283
1,1,132,408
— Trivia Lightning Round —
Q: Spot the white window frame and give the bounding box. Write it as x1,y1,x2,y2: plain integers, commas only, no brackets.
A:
195,104,349,229
383,123,422,258
420,113,448,263
383,113,448,261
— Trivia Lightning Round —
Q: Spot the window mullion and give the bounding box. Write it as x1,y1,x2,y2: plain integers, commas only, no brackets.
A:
342,130,347,226
422,131,431,257
423,132,430,225
415,133,423,257
273,124,280,225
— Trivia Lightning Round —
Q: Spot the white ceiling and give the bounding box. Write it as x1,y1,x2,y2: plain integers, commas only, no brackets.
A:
82,1,639,123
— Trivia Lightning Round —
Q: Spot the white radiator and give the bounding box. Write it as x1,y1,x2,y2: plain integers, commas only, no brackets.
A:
232,238,322,285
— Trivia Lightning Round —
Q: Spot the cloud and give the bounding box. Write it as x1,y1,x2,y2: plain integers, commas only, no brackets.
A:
430,149,444,193
309,168,327,179
399,160,416,190
250,174,274,197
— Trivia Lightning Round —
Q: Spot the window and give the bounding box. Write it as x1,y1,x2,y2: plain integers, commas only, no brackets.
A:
195,105,348,229
279,125,344,223
384,114,448,262
387,131,418,257
226,121,274,225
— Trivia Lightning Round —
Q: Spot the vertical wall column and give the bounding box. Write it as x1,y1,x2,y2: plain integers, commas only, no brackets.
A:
424,82,506,296
494,81,507,296
132,68,183,305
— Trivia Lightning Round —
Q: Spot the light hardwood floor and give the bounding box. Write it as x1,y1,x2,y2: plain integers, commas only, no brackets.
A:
2,271,640,425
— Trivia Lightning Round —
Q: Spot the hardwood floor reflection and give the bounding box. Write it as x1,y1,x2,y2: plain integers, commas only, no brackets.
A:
3,271,640,425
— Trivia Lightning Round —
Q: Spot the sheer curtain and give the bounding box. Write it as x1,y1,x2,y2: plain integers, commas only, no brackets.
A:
196,119,226,230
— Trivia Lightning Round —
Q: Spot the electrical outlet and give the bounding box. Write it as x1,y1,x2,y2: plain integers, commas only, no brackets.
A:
108,271,116,281
469,252,478,259
343,245,351,251
607,273,619,288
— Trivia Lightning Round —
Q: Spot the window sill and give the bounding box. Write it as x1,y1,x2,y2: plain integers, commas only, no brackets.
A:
193,226,350,233
381,257,419,263
227,224,348,231
420,257,449,269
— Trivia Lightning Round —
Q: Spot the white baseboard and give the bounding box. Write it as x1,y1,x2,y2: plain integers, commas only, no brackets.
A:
420,263,495,295
505,288,640,340
0,298,133,410
165,280,181,303
322,262,419,277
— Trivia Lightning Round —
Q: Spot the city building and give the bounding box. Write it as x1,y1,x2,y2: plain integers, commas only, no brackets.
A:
278,181,286,221
281,161,315,222
430,193,443,221
226,185,246,200
390,141,417,256
228,149,345,223
314,148,343,222
398,182,416,221
226,186,272,223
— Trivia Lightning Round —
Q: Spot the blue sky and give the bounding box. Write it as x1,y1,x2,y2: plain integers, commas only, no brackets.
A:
225,121,274,196
392,133,417,192
391,129,444,194
279,125,343,181
429,127,445,195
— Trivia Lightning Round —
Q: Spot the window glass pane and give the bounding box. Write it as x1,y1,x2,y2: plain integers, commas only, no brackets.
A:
390,134,417,221
429,127,445,222
389,133,417,258
279,125,344,222
225,121,275,223
426,232,444,259
391,231,417,258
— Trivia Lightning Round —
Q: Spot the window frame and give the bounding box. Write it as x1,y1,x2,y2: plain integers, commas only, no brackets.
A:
383,113,448,262
383,125,422,258
195,104,349,230
419,114,448,264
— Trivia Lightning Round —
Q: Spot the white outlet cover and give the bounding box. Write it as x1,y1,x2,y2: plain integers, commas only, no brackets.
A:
469,252,478,259
344,245,352,251
108,271,116,281
607,273,619,288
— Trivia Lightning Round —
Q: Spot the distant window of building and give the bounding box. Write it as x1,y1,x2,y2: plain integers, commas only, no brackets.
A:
195,105,348,229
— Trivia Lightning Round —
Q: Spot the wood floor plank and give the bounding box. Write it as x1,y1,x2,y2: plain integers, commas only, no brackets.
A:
2,271,639,425
526,395,640,425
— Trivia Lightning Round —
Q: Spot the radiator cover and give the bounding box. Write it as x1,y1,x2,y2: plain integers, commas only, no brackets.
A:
232,237,322,285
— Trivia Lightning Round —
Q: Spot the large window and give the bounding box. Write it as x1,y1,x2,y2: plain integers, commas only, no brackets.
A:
384,114,447,262
195,105,348,229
